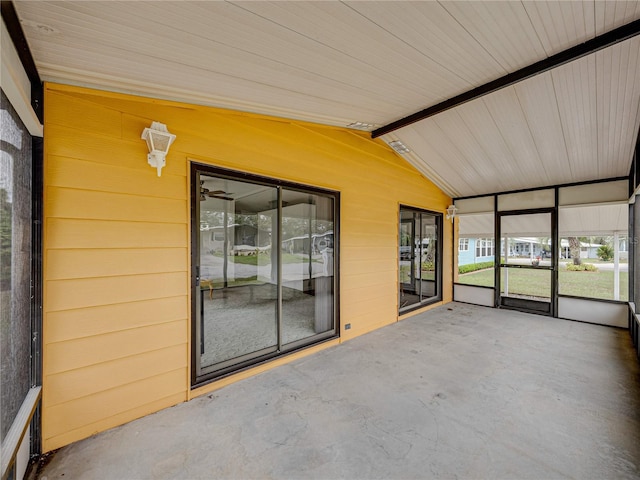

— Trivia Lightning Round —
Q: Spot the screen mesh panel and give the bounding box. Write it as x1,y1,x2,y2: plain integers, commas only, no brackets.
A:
0,89,33,441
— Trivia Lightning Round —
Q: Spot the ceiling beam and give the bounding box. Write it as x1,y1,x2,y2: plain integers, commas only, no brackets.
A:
372,18,640,139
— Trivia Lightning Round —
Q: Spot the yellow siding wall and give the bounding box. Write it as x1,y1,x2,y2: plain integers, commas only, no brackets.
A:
43,83,452,451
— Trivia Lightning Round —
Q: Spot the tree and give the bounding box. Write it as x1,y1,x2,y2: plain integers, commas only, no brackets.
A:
568,236,581,265
597,244,614,262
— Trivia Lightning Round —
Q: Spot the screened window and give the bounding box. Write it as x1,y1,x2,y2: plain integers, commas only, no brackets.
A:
456,213,495,288
1,89,33,442
399,206,442,312
558,204,628,302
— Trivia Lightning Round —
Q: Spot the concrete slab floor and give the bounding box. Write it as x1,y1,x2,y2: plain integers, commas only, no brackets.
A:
38,303,640,479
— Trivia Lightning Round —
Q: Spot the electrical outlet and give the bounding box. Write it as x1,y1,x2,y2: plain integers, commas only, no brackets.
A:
345,323,351,330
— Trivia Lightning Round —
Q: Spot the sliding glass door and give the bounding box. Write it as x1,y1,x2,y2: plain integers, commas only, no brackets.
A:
192,165,338,384
399,206,442,312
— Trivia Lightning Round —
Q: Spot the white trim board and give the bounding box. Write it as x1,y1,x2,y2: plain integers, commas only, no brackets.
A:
1,18,42,137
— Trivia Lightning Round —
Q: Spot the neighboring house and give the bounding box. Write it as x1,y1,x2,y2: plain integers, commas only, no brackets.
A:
458,237,495,266
558,240,602,260
461,237,629,264
459,237,546,267
579,242,604,259
506,237,546,258
560,239,629,260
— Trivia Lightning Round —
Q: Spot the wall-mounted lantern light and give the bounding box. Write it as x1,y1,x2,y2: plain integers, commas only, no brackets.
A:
446,205,457,222
141,121,176,176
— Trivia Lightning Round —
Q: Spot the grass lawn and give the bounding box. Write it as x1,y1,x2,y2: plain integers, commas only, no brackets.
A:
559,269,628,300
214,253,320,266
501,268,551,299
457,268,494,287
459,267,628,301
567,258,628,264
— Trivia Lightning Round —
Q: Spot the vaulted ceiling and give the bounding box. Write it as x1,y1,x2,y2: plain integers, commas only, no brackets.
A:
11,1,640,198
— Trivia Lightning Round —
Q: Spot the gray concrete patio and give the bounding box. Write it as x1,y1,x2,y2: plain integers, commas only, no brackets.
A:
38,303,640,479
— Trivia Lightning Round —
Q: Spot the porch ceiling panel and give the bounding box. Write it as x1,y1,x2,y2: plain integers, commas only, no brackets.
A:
11,1,640,198
387,36,640,198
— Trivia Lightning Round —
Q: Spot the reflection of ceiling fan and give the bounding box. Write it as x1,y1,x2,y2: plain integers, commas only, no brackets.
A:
200,181,233,201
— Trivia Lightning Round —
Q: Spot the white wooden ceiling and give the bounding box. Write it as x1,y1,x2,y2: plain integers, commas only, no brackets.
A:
12,1,640,198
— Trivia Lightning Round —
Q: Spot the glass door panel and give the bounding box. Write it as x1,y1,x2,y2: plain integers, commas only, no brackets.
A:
499,211,553,314
420,214,438,302
399,211,419,309
280,190,335,346
198,174,278,372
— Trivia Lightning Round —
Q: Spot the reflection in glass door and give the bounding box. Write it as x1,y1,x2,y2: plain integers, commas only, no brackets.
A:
400,214,416,299
197,176,279,373
280,189,335,346
498,211,554,315
193,167,338,383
